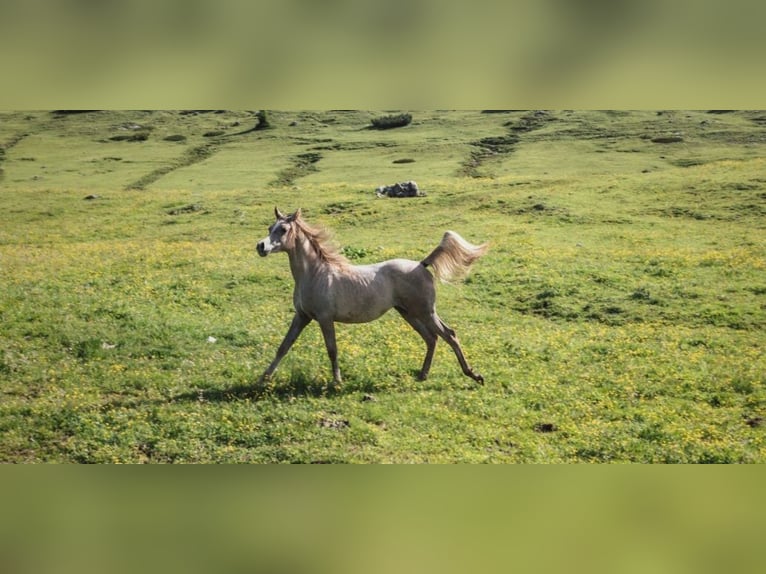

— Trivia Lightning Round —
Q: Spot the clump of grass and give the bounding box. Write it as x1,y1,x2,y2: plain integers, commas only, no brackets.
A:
109,132,149,142
341,245,371,260
255,110,271,130
370,113,412,130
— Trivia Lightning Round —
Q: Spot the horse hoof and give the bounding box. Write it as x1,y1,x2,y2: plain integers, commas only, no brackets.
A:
256,373,272,388
474,374,484,385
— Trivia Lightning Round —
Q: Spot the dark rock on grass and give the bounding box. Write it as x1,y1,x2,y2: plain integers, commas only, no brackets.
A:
370,113,412,130
534,422,558,433
652,136,684,144
203,130,225,137
376,180,424,198
164,134,187,142
51,110,99,116
109,132,149,142
179,110,226,116
318,417,350,430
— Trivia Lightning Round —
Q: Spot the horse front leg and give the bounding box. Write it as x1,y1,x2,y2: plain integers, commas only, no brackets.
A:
318,320,342,385
259,312,311,385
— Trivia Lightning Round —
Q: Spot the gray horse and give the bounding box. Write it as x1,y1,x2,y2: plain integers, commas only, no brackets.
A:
257,208,488,385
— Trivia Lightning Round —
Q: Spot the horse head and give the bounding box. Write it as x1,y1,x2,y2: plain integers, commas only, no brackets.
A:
257,207,301,256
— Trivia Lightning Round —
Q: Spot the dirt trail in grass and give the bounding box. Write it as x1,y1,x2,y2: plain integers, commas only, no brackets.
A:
0,131,30,152
0,115,52,181
0,113,55,180
459,111,555,177
269,151,323,188
125,141,221,190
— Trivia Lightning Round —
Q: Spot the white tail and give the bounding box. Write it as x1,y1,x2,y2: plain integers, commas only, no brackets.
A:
421,231,488,283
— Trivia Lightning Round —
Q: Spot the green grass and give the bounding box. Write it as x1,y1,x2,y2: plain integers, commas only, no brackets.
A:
1,110,764,462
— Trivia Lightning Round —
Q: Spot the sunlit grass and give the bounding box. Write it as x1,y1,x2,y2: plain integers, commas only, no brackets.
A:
1,110,764,462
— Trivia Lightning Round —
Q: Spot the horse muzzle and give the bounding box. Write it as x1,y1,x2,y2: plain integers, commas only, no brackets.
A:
257,241,269,257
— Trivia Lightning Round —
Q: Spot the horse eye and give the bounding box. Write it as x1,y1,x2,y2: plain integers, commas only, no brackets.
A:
277,225,287,236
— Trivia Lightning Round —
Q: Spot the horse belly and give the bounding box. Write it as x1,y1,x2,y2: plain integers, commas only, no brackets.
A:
335,291,393,323
333,266,396,323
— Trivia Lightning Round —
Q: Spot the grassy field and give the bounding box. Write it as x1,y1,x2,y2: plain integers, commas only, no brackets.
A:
1,110,764,462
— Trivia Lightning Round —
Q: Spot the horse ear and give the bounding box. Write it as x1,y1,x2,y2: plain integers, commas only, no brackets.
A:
285,208,301,223
274,206,286,220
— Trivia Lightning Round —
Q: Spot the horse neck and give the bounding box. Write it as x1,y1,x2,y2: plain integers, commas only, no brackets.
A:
286,233,322,283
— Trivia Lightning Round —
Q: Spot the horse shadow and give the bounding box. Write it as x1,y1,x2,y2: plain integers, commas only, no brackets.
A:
169,374,346,404
167,366,478,405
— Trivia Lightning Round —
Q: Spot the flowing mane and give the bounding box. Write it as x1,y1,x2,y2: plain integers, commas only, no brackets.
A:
293,215,349,268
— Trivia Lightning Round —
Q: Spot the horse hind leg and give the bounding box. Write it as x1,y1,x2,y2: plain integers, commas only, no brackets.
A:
395,306,437,381
429,312,484,384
